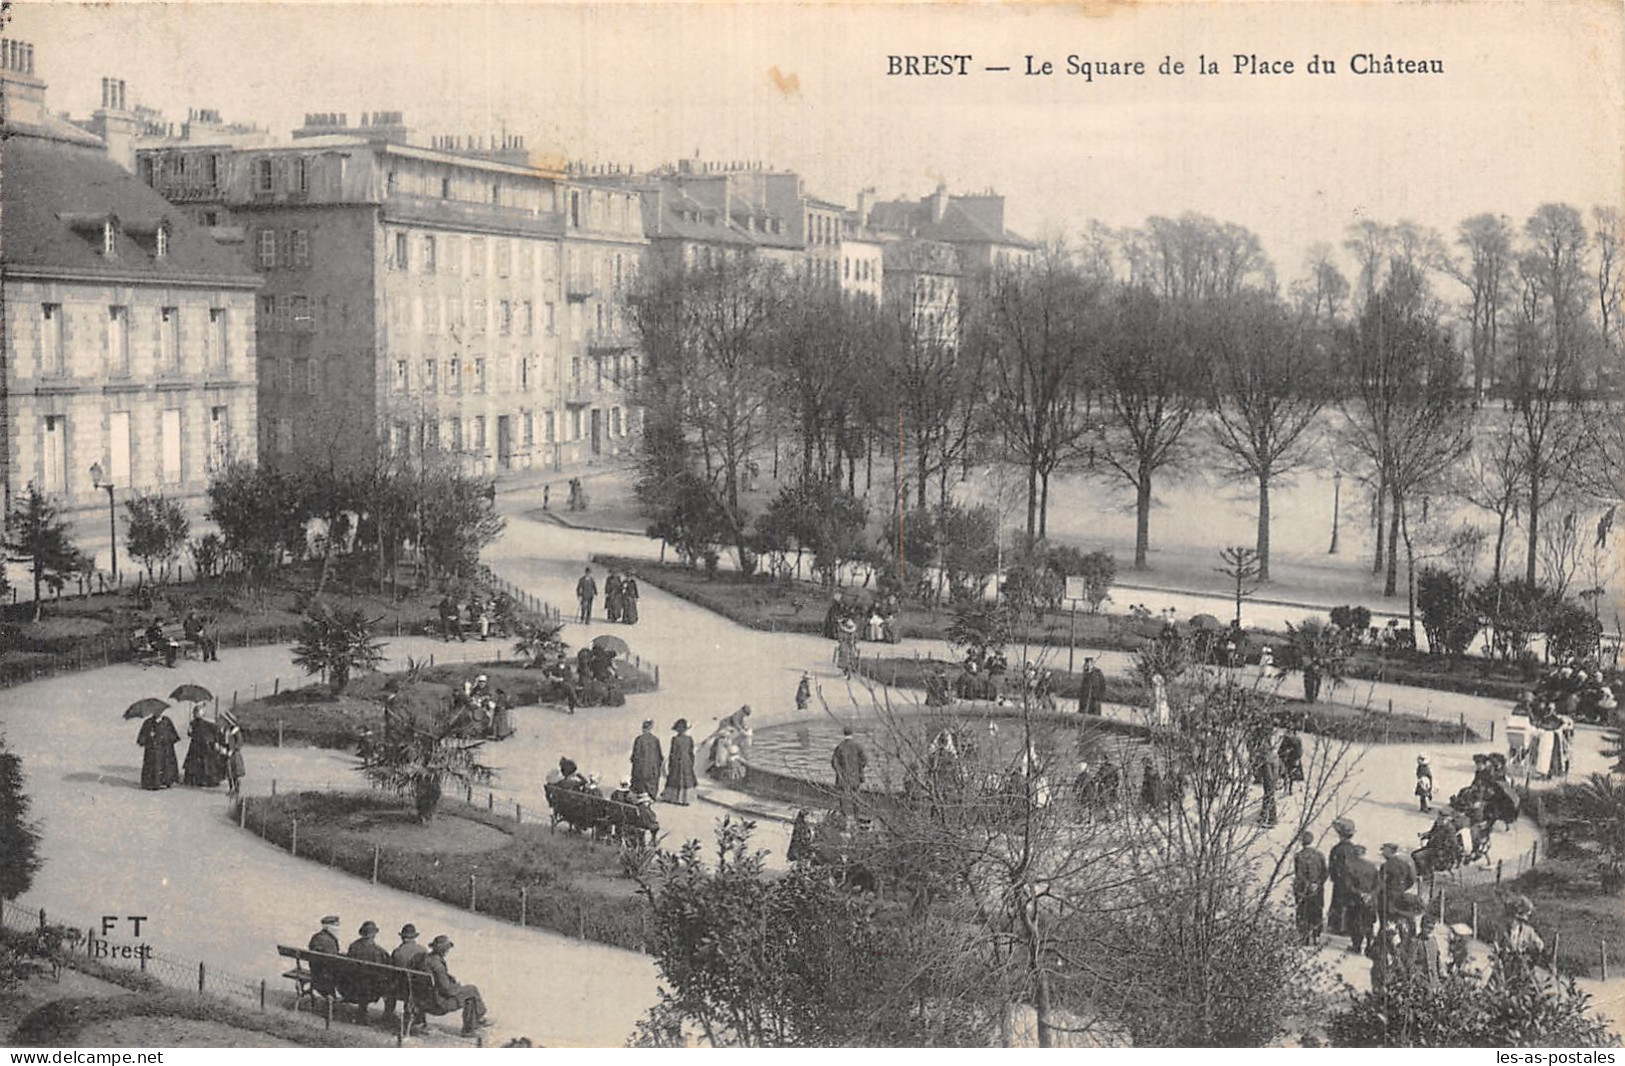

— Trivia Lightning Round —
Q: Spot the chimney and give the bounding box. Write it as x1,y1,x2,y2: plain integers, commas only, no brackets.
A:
1,39,49,127
856,187,874,230
929,183,948,224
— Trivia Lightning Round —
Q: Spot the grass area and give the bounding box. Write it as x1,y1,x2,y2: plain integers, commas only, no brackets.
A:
855,655,1483,744
595,553,1547,706
233,657,659,749
243,791,651,954
0,561,452,688
0,928,384,1048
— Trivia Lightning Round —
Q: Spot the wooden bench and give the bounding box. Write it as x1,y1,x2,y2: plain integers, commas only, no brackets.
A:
276,945,462,1045
543,783,658,845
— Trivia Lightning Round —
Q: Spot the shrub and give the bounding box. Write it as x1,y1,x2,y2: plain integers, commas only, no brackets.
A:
1416,567,1478,658
0,733,41,901
1330,605,1372,640
291,603,386,694
124,494,190,584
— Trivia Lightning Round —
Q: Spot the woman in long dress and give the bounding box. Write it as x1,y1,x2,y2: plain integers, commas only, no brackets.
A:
662,719,698,804
182,706,225,786
220,711,246,795
137,709,181,790
621,574,640,625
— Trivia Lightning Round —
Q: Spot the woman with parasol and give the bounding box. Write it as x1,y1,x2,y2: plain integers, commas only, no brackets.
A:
134,701,181,790
181,706,225,787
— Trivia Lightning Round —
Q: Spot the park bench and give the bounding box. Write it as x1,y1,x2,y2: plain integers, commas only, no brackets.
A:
276,945,467,1045
543,783,657,844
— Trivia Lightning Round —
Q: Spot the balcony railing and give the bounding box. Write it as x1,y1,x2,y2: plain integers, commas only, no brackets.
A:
564,273,595,301
586,329,634,352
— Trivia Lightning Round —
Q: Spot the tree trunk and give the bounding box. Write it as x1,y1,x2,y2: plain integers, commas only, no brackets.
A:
1135,476,1153,569
1038,469,1051,541
917,445,929,510
1026,463,1040,541
32,561,43,622
1371,472,1386,575
1525,469,1540,586
1384,484,1402,597
1256,476,1272,583
1492,511,1508,583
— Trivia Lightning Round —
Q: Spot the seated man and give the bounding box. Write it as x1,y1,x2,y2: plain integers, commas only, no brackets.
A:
343,920,391,1024
307,914,342,1001
421,935,492,1037
145,616,178,668
182,610,218,662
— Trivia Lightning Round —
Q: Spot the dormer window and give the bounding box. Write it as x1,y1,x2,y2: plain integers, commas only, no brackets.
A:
102,220,117,256
155,223,170,259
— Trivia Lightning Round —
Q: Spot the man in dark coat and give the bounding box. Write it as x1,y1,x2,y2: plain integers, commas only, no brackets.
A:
630,720,664,798
182,707,224,787
385,924,426,1027
1292,830,1328,944
1078,658,1106,716
1378,842,1418,922
822,594,845,639
1344,844,1382,955
575,566,597,624
422,935,491,1036
832,726,868,815
1277,727,1304,796
136,709,181,790
307,915,342,999
344,920,391,1023
1326,817,1357,937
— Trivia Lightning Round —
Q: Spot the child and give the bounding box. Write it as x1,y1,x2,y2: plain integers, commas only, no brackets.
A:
795,672,812,711
1415,754,1433,812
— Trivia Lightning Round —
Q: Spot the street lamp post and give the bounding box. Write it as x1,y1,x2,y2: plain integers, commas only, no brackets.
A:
89,463,117,583
1328,469,1342,555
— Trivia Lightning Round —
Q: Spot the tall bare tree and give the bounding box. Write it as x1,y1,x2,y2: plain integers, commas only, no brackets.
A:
1203,292,1331,581
1446,213,1515,399
879,280,984,511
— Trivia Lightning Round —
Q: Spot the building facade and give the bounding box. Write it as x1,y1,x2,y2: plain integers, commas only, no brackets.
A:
1,40,260,572
139,125,645,476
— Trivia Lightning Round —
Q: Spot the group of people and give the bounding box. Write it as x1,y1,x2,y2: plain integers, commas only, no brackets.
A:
435,592,512,643
456,675,513,741
701,705,754,784
574,566,642,626
139,610,219,668
823,592,900,647
305,916,490,1036
136,704,244,794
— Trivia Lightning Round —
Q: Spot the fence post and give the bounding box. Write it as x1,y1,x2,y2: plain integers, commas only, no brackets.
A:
272,778,278,797
515,802,522,824
291,818,298,858
1496,859,1503,882
1603,940,1610,980
1490,720,1496,742
239,798,248,829
465,783,473,804
260,978,267,1011
198,961,206,994
277,720,284,748
1471,902,1479,938
469,875,477,913
520,886,527,927
655,664,660,685
372,845,381,884
1532,840,1539,864
487,791,494,812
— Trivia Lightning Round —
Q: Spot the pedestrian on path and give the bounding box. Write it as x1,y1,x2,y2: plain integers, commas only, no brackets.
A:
630,719,663,798
1292,830,1327,945
576,566,597,624
1277,726,1304,796
1078,657,1106,717
605,570,624,624
661,719,697,805
1415,754,1434,812
621,572,640,625
1344,844,1381,956
220,711,246,795
832,726,867,816
795,672,812,711
1326,817,1357,937
136,706,181,790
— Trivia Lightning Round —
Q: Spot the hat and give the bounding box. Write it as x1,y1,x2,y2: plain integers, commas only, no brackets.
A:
359,920,379,935
619,778,632,789
1298,830,1314,846
1449,922,1474,937
642,719,654,730
476,674,488,683
429,935,454,949
1351,844,1367,855
842,726,854,736
738,705,753,716
1506,894,1534,919
1333,817,1355,837
321,915,340,926
1417,754,1429,764
399,924,419,939
1380,842,1399,854
672,719,689,731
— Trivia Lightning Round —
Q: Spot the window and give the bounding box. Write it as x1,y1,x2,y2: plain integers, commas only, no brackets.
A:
291,157,309,193
424,359,437,393
210,308,229,371
500,301,512,336
545,302,556,334
255,158,274,193
475,358,486,393
491,182,501,206
291,229,309,267
449,417,463,451
281,358,294,392
522,300,534,335
441,177,451,199
523,412,534,446
102,220,117,257
40,304,64,375
520,355,531,391
42,415,68,493
472,300,486,336
108,411,131,483
393,360,408,394
392,232,408,271
257,229,277,269
306,360,319,395
471,238,485,277
568,191,580,228
569,302,582,341
423,235,436,274
497,239,510,278
160,409,182,484
571,408,582,441
449,359,461,393
108,306,130,374
572,356,581,383
447,236,462,276
473,416,487,452
288,295,312,332
208,406,229,470
258,295,277,332
161,307,181,371
424,420,440,451
155,224,169,259
612,407,622,436
545,410,556,443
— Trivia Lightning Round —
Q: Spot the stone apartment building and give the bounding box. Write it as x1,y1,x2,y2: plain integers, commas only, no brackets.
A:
139,120,645,476
0,40,261,573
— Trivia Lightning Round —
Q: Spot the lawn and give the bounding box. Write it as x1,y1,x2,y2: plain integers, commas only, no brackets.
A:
242,791,651,954
599,551,1522,710
232,657,659,749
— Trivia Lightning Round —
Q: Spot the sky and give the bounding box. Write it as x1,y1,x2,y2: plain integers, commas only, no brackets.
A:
10,0,1623,285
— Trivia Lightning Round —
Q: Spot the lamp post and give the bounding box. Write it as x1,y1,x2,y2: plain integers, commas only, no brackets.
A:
1328,469,1342,555
89,463,117,583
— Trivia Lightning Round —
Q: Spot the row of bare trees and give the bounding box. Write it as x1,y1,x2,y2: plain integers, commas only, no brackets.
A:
626,204,1623,595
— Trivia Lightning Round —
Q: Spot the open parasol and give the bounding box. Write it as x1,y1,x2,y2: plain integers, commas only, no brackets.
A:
169,684,214,704
591,634,630,656
123,697,170,720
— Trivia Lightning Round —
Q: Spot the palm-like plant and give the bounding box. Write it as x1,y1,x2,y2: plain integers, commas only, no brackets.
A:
358,702,495,823
1281,617,1350,704
513,618,567,667
291,603,386,694
1573,772,1625,894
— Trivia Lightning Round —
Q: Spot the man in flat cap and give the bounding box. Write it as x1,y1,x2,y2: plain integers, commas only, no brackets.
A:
345,919,390,1023
307,915,342,1000
423,934,492,1036
1378,842,1418,925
